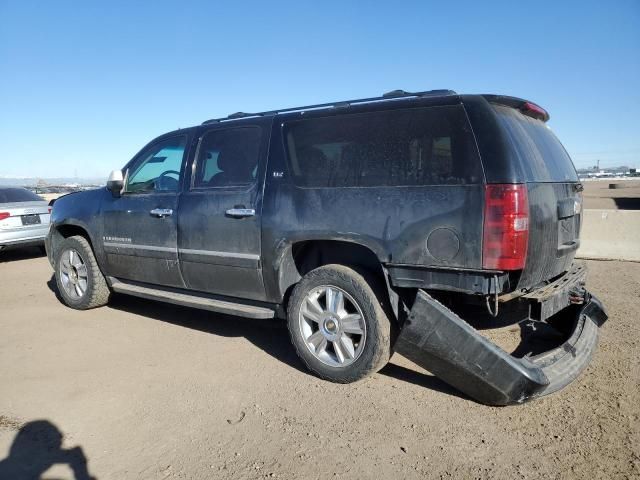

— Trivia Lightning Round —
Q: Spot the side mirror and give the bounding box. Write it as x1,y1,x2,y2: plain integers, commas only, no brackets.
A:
106,170,124,197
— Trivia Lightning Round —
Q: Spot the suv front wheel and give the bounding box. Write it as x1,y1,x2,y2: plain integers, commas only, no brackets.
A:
287,264,394,383
54,235,111,310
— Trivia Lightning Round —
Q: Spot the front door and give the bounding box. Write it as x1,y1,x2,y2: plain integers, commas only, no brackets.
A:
101,134,189,288
177,122,269,301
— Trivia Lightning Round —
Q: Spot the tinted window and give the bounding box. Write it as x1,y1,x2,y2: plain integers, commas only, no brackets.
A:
193,127,262,188
0,188,43,203
284,106,482,187
493,105,578,182
126,136,187,193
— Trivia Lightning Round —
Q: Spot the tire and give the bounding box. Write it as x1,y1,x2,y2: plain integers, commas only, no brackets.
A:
54,235,110,310
287,264,394,383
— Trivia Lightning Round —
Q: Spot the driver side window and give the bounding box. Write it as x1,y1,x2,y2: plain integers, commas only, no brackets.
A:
125,136,187,193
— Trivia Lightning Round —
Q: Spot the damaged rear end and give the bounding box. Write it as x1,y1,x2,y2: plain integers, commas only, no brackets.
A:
396,264,607,405
394,95,607,405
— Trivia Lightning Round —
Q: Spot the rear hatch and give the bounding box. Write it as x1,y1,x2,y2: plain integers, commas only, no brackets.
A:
489,100,582,291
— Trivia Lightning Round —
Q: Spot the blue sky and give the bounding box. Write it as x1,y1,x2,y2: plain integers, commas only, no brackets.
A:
0,0,638,178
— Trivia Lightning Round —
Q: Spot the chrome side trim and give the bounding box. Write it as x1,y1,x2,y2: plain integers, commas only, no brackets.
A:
177,248,259,260
102,243,260,267
178,248,260,268
103,242,176,253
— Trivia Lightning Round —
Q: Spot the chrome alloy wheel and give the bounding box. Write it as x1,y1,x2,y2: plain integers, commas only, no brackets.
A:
59,248,88,299
298,285,367,367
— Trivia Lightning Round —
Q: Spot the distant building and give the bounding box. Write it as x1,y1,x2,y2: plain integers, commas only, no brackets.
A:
576,165,638,179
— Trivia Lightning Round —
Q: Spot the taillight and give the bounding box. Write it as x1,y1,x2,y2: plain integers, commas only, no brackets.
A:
48,207,52,214
0,212,10,221
482,184,529,270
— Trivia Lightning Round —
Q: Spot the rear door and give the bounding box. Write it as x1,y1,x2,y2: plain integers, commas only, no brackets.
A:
177,120,271,301
101,134,190,288
491,104,582,289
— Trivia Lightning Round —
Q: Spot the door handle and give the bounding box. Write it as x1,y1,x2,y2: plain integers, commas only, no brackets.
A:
150,208,173,218
225,208,255,218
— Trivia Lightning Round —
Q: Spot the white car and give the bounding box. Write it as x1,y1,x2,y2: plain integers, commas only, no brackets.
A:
0,188,51,252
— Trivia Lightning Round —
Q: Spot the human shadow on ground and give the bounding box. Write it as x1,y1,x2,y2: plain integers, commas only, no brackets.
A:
0,419,95,479
45,275,466,401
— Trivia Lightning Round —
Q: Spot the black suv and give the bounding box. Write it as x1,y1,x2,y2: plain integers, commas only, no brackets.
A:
46,89,606,405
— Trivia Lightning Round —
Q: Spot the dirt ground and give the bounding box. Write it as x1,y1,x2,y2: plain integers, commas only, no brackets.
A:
0,249,638,479
582,179,640,210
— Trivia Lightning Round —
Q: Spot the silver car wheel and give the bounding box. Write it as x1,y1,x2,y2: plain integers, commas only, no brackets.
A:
298,285,367,367
59,248,88,299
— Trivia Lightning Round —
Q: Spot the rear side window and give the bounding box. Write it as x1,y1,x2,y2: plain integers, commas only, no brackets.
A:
284,105,482,187
0,188,43,203
193,127,262,189
493,105,578,182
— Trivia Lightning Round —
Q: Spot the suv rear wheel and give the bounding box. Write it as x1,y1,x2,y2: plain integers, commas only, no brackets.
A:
287,264,394,383
54,235,110,310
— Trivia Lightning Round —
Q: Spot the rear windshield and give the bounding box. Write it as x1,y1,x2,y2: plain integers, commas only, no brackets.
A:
284,105,482,188
0,188,43,203
493,105,578,182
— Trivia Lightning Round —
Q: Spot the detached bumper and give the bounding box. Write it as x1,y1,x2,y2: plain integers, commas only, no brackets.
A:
395,290,607,406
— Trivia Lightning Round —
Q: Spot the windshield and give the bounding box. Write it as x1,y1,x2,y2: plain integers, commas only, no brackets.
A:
0,188,43,203
493,105,578,183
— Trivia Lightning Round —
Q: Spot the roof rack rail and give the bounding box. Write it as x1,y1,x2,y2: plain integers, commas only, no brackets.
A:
226,112,255,119
201,88,456,125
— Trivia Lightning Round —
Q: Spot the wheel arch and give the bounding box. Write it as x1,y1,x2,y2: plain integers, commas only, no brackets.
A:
49,221,98,262
275,239,398,320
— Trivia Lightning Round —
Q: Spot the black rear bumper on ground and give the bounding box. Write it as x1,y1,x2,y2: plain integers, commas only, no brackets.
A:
395,288,607,406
